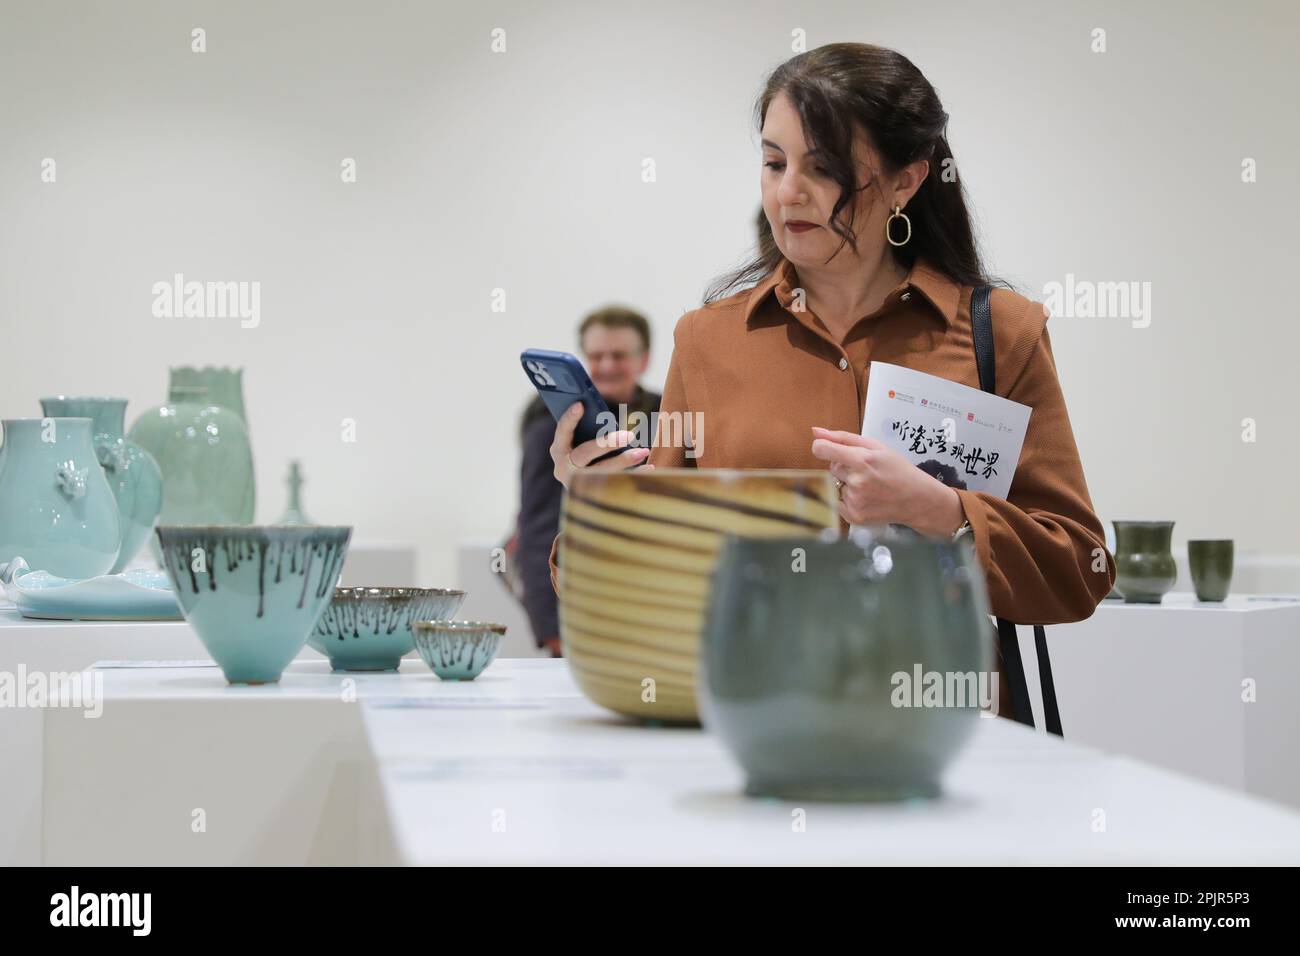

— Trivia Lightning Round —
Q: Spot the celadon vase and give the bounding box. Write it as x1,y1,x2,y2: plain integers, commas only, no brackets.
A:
127,368,256,534
1112,520,1177,604
39,397,163,573
0,418,122,579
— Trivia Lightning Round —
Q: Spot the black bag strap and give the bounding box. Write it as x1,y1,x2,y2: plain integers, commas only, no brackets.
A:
971,286,996,394
995,618,1035,727
1034,623,1063,736
971,285,1063,737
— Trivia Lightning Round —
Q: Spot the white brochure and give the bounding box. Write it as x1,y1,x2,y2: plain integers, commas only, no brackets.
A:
861,361,1032,499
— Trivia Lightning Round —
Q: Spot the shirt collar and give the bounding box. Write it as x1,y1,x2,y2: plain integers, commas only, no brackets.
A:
743,256,960,330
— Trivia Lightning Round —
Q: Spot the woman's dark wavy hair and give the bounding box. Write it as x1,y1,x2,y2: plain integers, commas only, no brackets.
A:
707,43,1003,303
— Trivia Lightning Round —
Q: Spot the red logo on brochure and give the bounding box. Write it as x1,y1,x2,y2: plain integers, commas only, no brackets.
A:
888,390,896,398
967,412,975,421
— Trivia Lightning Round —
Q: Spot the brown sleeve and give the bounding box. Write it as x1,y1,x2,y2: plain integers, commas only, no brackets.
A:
548,312,698,597
953,319,1114,624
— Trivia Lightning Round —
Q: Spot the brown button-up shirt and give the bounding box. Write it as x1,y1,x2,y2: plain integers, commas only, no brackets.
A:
551,255,1115,626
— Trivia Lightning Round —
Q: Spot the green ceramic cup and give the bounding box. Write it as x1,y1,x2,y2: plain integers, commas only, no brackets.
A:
1188,540,1233,603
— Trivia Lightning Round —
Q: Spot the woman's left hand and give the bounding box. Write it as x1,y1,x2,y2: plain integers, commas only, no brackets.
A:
809,426,965,537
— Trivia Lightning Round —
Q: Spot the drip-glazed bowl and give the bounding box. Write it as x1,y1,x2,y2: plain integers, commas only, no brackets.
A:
412,621,505,680
156,525,352,684
309,586,466,671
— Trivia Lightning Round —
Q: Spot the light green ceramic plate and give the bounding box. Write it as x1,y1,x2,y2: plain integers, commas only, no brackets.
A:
0,556,182,621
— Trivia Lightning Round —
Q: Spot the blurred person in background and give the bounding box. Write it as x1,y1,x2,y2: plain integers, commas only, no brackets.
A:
514,307,661,656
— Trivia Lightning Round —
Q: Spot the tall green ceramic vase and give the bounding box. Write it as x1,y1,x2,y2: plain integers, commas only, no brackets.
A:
127,368,256,532
0,418,122,579
39,397,163,573
1112,520,1177,604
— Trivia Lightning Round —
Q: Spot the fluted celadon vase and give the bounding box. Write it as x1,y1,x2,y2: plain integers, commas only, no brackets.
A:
127,367,255,531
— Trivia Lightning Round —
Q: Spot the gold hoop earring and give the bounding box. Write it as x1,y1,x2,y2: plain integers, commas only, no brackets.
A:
886,204,911,247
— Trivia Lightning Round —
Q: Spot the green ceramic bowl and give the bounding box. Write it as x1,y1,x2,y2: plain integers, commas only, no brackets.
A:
412,621,505,680
309,586,466,671
701,527,992,801
157,525,352,684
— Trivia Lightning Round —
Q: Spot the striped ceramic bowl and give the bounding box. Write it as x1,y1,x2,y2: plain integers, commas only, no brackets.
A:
558,468,838,723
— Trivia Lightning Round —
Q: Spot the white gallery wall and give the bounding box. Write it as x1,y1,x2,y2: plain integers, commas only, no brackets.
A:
1,0,1296,587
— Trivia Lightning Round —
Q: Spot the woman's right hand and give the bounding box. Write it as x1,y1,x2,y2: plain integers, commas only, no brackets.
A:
550,401,652,488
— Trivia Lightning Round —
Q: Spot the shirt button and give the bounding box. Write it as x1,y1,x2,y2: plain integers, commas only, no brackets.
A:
900,291,912,301
838,357,848,370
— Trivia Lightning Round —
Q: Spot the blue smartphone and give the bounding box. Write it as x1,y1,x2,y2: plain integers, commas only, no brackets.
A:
520,348,639,465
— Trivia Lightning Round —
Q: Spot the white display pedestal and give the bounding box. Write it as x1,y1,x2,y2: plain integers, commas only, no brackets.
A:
39,658,556,865
1035,593,1300,808
39,659,1300,865
0,608,202,866
1,609,319,865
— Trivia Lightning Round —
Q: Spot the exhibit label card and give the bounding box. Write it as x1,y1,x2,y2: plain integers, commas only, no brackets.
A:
862,362,1032,500
93,660,219,669
370,697,548,710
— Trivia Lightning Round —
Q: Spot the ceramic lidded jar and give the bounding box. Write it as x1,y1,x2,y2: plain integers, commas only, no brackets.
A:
699,527,993,801
39,397,163,573
0,418,122,579
1112,520,1177,604
557,468,839,724
127,368,255,528
277,461,311,525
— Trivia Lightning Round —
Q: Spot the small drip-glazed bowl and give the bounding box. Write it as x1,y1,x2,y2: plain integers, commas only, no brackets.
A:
309,586,466,671
306,582,465,671
412,620,505,681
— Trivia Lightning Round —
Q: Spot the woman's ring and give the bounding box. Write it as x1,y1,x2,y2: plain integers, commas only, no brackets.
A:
567,452,582,471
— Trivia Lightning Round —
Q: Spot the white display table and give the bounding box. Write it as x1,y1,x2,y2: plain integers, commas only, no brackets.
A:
1043,593,1300,808
0,607,324,865
39,658,554,865
39,659,1300,866
0,607,204,866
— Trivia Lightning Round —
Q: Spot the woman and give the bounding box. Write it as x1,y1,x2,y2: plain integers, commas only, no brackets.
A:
545,43,1114,705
